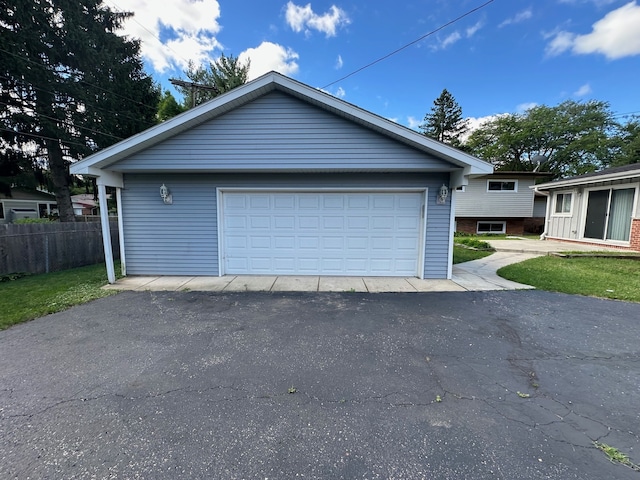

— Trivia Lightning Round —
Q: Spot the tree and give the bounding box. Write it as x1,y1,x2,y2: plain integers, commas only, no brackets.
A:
178,54,250,108
465,100,618,178
0,0,159,221
420,89,468,147
611,118,640,166
157,91,186,122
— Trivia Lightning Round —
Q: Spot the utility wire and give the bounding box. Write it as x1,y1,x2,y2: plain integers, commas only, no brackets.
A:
322,0,495,89
0,126,91,148
0,74,155,126
0,46,158,114
0,100,125,141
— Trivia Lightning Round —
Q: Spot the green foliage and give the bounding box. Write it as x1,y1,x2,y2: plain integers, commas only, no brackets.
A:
0,272,29,282
420,89,468,147
453,245,493,264
0,262,119,330
465,100,618,178
455,238,493,250
611,119,640,166
498,256,640,302
179,53,250,108
157,90,186,121
13,218,54,224
0,1,160,221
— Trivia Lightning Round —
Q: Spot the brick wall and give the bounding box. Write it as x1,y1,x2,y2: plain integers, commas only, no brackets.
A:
631,218,640,251
455,217,527,235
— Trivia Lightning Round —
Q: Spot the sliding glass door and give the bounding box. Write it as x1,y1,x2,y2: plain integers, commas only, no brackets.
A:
584,188,635,242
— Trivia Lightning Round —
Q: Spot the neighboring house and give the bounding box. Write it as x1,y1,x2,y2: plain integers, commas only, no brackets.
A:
534,163,640,251
71,194,99,216
70,72,492,283
455,172,551,235
0,188,57,224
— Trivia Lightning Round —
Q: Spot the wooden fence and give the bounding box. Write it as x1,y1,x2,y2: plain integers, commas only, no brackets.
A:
0,222,119,275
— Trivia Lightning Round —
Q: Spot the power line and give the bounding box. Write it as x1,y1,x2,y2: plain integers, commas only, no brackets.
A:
0,100,125,141
0,74,155,127
0,126,91,148
0,46,158,114
322,0,495,89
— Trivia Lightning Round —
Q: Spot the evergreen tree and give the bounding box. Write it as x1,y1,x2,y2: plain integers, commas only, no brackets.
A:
0,0,159,221
420,89,468,147
178,54,250,108
157,91,186,121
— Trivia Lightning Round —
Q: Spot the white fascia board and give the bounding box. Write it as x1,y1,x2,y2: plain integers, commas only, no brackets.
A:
535,169,640,190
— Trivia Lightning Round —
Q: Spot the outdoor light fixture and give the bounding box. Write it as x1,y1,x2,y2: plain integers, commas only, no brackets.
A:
437,184,449,204
160,184,173,204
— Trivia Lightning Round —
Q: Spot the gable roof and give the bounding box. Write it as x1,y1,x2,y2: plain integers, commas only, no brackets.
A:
70,71,492,177
0,188,56,201
535,163,640,190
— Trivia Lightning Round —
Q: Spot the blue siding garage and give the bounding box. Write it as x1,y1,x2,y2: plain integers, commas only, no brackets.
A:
71,72,492,282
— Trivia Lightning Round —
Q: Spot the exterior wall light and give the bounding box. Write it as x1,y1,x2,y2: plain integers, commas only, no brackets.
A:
160,184,173,204
437,184,449,204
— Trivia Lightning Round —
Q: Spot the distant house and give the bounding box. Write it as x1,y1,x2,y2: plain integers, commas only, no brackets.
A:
455,172,551,235
71,194,99,216
0,189,57,224
534,163,640,251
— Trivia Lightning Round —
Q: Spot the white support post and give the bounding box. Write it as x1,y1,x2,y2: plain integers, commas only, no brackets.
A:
98,183,116,284
116,187,126,276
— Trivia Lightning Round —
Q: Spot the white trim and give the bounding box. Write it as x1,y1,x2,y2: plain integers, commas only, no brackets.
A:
447,189,456,279
579,184,638,244
486,179,518,193
98,184,116,284
536,169,640,190
476,221,506,234
116,187,126,277
551,190,573,217
217,187,428,277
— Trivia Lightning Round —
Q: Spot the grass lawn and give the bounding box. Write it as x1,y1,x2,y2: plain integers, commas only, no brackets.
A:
453,245,493,264
498,256,640,302
0,262,118,330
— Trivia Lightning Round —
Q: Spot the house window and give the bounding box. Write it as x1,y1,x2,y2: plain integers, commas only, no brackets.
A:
455,186,466,192
554,193,572,214
487,180,517,192
0,202,4,219
477,221,506,234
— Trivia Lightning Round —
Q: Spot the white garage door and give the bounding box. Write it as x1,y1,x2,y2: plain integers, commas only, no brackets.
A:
221,191,425,276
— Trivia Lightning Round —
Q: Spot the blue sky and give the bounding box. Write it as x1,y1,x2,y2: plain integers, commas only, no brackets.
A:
110,0,640,130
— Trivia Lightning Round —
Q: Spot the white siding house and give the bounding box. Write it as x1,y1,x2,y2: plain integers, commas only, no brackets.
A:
455,172,550,235
534,164,640,251
70,72,492,283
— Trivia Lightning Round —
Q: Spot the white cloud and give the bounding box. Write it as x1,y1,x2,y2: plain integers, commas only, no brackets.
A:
516,102,538,113
440,31,462,49
574,83,592,96
407,116,422,130
499,8,533,27
546,2,640,59
239,42,300,80
335,87,346,98
335,54,344,69
466,20,484,37
285,2,350,37
113,0,223,72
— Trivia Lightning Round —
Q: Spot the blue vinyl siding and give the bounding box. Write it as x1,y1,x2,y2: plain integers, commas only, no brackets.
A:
113,92,451,172
122,173,452,278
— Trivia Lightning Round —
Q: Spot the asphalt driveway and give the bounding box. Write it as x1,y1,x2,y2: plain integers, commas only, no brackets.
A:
1,290,638,479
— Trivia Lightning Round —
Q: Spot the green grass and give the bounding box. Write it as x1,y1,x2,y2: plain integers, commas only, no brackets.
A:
453,245,493,264
0,262,119,330
498,256,640,302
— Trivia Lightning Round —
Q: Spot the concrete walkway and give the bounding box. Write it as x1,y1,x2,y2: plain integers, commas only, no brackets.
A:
105,238,613,293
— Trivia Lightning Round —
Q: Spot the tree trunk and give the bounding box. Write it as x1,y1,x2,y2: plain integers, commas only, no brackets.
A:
46,139,76,222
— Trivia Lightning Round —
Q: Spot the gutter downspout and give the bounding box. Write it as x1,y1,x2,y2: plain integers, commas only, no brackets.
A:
534,187,551,240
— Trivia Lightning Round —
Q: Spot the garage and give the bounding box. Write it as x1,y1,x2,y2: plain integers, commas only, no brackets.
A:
220,190,426,277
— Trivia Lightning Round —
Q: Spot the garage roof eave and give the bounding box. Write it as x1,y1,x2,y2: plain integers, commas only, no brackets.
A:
70,71,493,176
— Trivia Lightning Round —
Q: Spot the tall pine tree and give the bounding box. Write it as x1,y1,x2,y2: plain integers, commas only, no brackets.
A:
420,89,468,147
0,0,159,221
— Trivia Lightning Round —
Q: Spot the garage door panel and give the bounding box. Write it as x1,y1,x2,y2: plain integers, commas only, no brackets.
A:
222,191,423,276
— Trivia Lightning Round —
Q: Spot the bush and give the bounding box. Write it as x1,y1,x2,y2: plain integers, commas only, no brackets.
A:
13,218,55,224
455,237,494,250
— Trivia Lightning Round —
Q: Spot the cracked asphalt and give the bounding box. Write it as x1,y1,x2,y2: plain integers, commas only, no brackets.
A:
1,290,639,479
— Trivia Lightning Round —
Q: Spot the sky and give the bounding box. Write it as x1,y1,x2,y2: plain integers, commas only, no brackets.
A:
106,0,640,131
